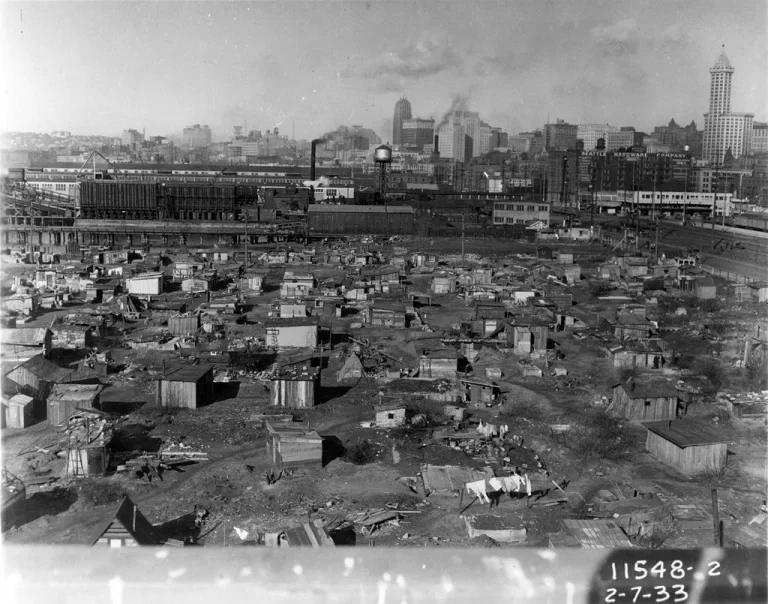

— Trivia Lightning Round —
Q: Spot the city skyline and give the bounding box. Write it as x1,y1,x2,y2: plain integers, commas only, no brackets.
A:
2,1,766,142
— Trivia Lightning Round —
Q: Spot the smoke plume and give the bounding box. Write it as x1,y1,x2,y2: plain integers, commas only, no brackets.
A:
436,93,472,129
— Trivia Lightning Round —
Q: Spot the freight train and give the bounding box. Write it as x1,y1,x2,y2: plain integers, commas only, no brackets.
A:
78,181,259,221
732,212,768,233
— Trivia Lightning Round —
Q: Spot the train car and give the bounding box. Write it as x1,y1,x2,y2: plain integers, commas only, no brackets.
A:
308,204,415,236
733,212,768,233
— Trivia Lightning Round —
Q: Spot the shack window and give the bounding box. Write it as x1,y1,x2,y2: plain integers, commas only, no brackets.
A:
644,400,651,407
387,413,395,419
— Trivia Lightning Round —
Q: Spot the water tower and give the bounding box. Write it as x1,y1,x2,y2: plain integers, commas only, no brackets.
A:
374,145,392,200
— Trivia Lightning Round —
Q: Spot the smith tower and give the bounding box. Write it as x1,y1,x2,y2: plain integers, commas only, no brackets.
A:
703,49,754,164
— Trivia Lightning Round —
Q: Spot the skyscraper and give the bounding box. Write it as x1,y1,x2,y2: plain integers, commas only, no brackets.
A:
703,50,754,164
182,124,212,149
402,118,435,149
392,97,412,147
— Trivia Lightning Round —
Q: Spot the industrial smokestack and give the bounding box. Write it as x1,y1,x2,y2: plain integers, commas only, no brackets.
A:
311,139,323,182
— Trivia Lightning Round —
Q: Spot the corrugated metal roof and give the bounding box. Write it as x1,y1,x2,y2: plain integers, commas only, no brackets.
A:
308,205,414,214
644,419,731,447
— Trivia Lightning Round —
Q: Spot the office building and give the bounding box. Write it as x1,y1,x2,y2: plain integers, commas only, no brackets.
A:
182,124,212,149
490,128,508,149
402,118,435,149
492,201,550,226
393,97,412,147
437,119,467,162
577,124,619,151
122,129,144,149
750,122,768,154
477,122,493,156
544,120,578,151
702,51,754,164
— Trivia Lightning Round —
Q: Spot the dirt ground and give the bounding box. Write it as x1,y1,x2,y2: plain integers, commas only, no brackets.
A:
2,236,767,550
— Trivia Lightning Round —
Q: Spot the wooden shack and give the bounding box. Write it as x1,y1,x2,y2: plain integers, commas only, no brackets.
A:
126,272,164,296
264,419,323,470
644,419,729,475
609,340,665,370
91,496,164,547
4,354,74,399
694,277,717,300
475,301,507,321
51,325,94,350
240,273,264,296
460,377,499,405
431,275,457,294
181,275,216,293
614,315,653,340
374,404,406,428
608,377,679,421
4,394,34,429
368,301,407,328
279,300,308,319
419,348,460,378
1,327,52,360
747,281,768,304
155,365,214,410
167,314,200,336
557,247,574,265
47,384,104,426
265,318,319,348
269,365,320,409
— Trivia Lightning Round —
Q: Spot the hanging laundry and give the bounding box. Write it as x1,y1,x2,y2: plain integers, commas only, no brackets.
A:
488,477,503,492
499,475,525,493
465,479,490,503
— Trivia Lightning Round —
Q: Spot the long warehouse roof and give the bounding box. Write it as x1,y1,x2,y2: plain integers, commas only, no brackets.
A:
308,205,413,214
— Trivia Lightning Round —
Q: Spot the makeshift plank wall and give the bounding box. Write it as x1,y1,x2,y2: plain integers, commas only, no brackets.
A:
271,380,316,409
159,380,198,409
645,431,685,472
679,443,727,475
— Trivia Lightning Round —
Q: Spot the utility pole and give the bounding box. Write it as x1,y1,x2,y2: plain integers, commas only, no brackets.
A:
243,209,248,269
651,160,657,222
712,162,719,237
461,213,465,262
682,145,690,226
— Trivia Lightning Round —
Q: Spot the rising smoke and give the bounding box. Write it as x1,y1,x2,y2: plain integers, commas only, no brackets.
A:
303,176,331,188
436,93,472,129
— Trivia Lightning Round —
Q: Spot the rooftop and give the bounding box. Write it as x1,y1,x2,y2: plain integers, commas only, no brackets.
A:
6,354,74,383
48,384,104,403
644,419,731,447
615,377,678,399
308,205,414,214
160,364,214,382
264,317,319,328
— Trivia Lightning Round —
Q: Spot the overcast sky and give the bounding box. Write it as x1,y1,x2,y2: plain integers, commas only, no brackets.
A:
2,1,766,141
